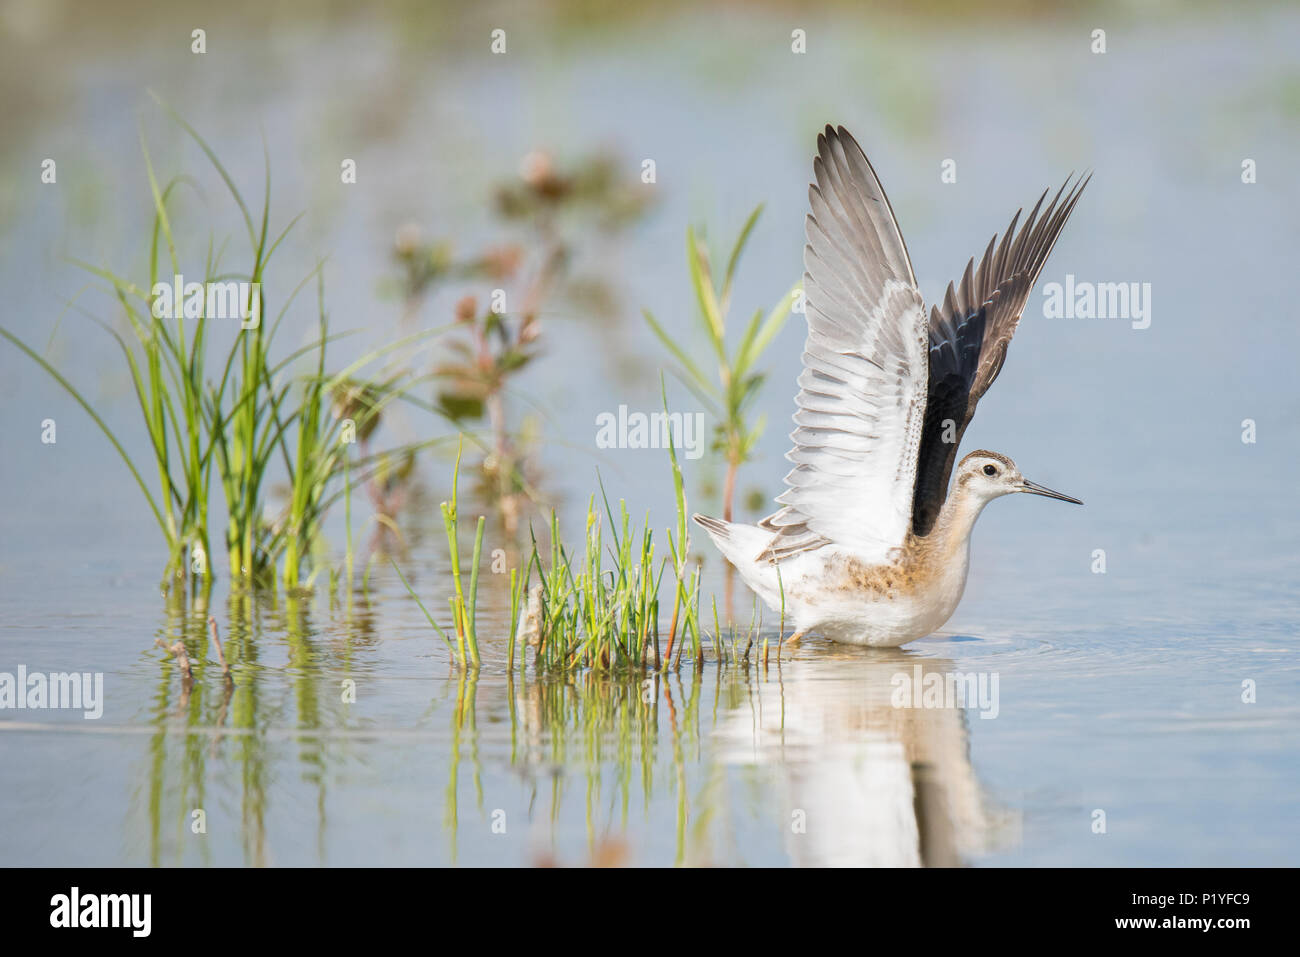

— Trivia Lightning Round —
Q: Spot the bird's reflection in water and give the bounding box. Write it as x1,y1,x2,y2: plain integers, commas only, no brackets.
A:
715,644,1017,867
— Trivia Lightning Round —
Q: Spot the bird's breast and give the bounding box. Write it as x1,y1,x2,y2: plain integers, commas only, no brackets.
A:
789,541,972,645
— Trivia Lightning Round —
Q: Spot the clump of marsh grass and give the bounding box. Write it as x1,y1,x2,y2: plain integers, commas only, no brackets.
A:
518,389,705,673
1,100,443,596
274,277,443,592
399,465,687,673
520,492,670,672
391,438,484,669
398,390,749,675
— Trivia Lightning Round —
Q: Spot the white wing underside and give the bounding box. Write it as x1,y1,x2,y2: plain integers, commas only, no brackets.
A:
759,127,928,565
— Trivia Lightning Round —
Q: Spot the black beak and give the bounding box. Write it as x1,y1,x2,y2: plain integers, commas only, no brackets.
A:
1020,479,1083,505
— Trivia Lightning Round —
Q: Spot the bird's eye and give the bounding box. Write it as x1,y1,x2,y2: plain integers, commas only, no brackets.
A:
982,464,998,476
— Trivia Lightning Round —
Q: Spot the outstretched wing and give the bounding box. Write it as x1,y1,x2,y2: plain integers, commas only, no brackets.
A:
759,125,928,564
910,174,1090,536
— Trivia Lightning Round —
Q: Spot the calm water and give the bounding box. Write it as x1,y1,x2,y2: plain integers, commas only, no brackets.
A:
2,2,1299,866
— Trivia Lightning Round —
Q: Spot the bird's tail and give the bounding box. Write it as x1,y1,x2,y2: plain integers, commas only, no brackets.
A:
692,514,781,604
691,512,730,541
691,513,751,556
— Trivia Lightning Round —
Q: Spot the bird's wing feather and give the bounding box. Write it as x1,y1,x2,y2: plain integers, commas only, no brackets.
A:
910,173,1090,536
759,126,928,563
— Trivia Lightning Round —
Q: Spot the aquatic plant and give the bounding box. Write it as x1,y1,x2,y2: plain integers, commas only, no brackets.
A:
396,397,770,675
1,102,441,594
275,283,442,592
432,292,542,536
642,206,798,525
391,150,654,536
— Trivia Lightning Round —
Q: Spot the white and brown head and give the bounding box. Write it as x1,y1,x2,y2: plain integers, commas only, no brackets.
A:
954,450,1082,507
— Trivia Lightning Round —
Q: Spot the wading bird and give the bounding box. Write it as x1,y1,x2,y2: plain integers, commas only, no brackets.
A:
695,126,1087,647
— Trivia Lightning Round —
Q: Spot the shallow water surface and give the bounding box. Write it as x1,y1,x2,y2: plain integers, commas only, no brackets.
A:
2,509,1297,866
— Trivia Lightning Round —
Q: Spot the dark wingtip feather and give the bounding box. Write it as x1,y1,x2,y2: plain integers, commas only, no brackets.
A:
914,166,1090,536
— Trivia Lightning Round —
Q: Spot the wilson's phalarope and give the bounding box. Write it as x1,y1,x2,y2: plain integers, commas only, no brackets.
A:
695,125,1087,647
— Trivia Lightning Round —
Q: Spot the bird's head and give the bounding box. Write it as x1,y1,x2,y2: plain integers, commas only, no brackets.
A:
955,450,1083,507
